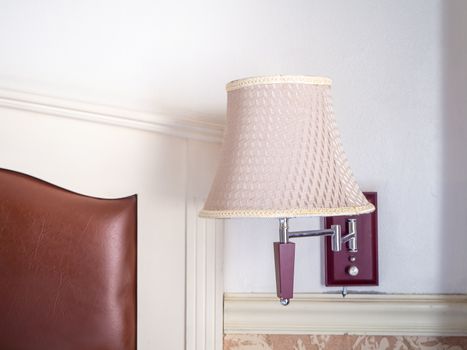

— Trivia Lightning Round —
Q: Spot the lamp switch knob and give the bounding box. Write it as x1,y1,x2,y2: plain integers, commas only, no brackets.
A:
347,265,359,277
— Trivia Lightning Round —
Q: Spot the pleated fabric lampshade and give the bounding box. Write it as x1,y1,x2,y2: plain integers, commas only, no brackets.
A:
200,75,374,218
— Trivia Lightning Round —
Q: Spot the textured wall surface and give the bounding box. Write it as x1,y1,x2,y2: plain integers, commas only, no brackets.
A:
224,334,467,350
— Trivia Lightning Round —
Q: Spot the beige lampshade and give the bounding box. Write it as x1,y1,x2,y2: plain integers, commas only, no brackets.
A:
200,75,375,218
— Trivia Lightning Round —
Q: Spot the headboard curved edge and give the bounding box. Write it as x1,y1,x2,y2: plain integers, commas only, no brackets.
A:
0,168,137,350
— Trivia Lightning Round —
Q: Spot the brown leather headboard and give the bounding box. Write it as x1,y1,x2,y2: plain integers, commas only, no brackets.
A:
0,169,136,350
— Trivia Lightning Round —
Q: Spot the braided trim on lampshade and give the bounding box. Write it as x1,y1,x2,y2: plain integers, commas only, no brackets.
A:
201,75,375,219
226,75,332,92
200,203,375,218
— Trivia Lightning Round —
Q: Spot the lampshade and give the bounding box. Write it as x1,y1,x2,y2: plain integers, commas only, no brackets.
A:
200,75,375,218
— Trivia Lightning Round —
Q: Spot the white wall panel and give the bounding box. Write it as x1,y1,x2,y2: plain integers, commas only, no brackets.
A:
0,110,191,349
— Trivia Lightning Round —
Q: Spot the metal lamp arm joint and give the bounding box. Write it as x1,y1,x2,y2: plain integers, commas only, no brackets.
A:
279,218,358,252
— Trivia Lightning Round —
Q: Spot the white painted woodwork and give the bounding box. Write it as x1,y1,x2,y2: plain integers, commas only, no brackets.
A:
224,293,467,336
0,88,223,142
186,198,224,350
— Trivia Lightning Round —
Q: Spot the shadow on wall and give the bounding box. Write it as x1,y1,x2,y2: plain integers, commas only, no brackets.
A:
442,1,467,293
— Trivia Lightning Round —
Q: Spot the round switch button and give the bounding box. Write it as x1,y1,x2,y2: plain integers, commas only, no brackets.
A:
347,265,359,277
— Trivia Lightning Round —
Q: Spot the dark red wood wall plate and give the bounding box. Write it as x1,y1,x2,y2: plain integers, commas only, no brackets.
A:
324,192,378,286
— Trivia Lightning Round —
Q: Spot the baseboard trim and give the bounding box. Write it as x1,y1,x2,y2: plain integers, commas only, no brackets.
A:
0,87,224,142
224,293,467,336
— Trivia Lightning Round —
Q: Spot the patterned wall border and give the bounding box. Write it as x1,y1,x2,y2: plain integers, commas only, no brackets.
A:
224,334,467,350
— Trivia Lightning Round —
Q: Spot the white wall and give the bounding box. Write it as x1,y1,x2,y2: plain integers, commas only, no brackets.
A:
0,0,449,125
224,0,467,295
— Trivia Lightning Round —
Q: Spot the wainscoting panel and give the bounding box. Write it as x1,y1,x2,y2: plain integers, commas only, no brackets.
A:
186,198,224,350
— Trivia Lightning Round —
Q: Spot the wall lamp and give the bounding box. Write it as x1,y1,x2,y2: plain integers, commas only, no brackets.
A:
200,75,374,305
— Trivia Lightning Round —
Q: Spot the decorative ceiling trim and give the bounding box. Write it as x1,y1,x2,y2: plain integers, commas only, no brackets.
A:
224,293,467,336
0,87,224,143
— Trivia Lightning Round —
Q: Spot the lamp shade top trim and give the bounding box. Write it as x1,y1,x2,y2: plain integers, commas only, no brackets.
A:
226,75,332,92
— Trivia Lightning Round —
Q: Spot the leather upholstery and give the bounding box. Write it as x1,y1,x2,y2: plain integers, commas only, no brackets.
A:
0,169,136,350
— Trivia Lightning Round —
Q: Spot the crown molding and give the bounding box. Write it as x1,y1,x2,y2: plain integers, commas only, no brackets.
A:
224,293,467,336
0,87,224,143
